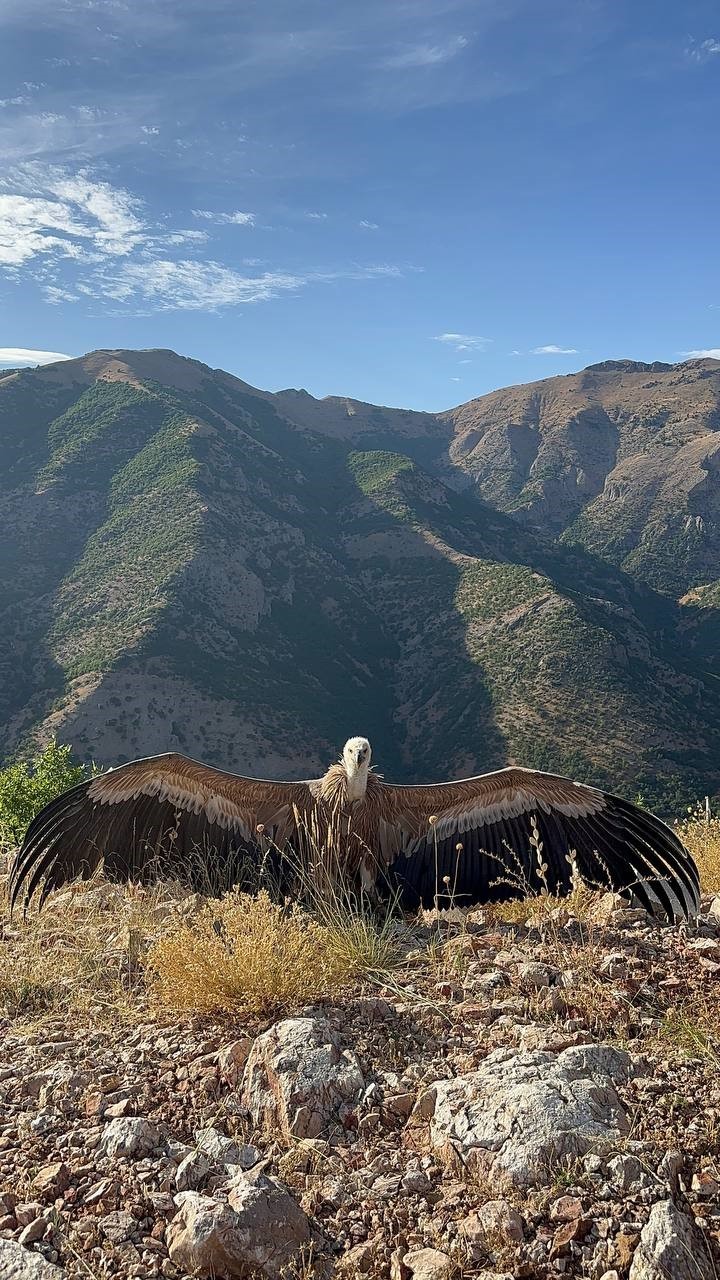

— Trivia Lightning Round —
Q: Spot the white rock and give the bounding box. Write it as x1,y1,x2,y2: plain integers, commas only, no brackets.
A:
466,1198,524,1243
168,1172,309,1279
607,1153,642,1189
98,1209,137,1242
404,1247,454,1279
241,1017,365,1141
628,1200,714,1279
218,1039,253,1086
194,1127,244,1164
99,1117,159,1158
0,1241,64,1279
175,1150,212,1191
517,961,556,988
425,1044,632,1188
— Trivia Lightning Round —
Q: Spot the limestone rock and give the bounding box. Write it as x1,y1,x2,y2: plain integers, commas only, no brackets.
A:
241,1017,364,1141
175,1150,212,1191
404,1247,454,1278
31,1162,70,1197
218,1039,253,1087
628,1200,714,1279
0,1240,64,1279
167,1172,309,1279
470,1198,524,1243
99,1117,159,1159
426,1044,632,1188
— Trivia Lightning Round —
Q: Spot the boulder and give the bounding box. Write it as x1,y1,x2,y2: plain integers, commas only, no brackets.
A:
0,1241,64,1279
628,1200,714,1279
167,1171,309,1279
423,1044,632,1188
99,1117,159,1159
404,1248,455,1278
194,1128,246,1164
462,1199,524,1245
241,1017,364,1141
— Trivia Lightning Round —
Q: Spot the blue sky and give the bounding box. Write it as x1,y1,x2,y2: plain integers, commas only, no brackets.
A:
1,0,719,410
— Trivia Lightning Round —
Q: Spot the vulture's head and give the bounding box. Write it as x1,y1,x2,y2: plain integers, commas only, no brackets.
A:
342,736,372,777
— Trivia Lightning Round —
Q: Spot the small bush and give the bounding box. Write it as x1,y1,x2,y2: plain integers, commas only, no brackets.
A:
149,890,353,1015
0,740,90,849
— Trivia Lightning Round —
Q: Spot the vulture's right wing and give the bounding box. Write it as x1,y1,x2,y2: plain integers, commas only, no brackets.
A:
9,753,313,910
380,767,700,922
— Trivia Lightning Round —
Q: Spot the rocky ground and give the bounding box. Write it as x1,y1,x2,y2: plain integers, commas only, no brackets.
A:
1,882,720,1280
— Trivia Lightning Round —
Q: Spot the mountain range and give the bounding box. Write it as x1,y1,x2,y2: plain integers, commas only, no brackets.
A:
2,348,719,809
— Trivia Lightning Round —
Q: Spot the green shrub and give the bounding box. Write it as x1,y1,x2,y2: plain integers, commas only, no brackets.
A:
0,740,90,849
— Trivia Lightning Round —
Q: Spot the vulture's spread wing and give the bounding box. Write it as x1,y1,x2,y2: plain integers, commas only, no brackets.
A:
9,753,313,910
380,767,700,921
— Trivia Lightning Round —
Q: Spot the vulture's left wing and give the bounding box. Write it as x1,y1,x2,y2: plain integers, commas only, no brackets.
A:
378,767,699,922
9,753,314,911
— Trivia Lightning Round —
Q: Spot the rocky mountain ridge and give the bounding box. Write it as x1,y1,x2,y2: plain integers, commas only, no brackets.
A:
1,349,719,806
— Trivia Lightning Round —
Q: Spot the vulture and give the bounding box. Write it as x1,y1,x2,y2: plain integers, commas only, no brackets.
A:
9,737,699,922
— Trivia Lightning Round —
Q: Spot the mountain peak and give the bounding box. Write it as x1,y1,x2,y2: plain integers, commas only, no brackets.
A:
583,359,674,374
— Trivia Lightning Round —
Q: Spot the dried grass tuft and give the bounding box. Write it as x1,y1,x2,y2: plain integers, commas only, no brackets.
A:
676,805,720,895
148,889,356,1015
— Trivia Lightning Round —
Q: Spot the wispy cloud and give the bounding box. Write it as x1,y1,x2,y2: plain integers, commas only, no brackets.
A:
531,344,578,355
0,347,73,365
192,209,255,226
685,37,720,63
87,259,305,311
381,36,468,70
433,332,492,353
359,220,379,230
0,164,146,266
681,348,720,359
305,210,328,221
164,229,208,245
0,162,408,314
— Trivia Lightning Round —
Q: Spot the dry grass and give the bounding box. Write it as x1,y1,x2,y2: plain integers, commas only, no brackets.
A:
149,890,345,1015
0,872,181,1025
148,888,402,1016
676,806,720,894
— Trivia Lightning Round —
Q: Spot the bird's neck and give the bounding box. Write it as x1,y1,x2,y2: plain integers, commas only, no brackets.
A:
344,765,369,802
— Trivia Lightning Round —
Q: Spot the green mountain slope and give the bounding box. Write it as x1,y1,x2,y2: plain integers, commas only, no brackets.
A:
1,348,719,807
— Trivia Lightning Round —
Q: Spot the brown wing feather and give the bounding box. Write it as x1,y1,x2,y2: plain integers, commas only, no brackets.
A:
379,767,700,922
9,753,315,910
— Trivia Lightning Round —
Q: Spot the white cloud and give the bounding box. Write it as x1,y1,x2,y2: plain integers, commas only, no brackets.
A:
381,36,468,70
164,229,208,245
433,332,492,353
354,263,401,277
0,347,73,365
0,165,146,266
44,285,79,304
305,210,328,221
359,220,379,230
192,209,255,226
141,125,160,135
90,259,305,311
681,348,720,359
686,37,720,62
1,163,407,315
0,96,30,108
531,344,578,355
